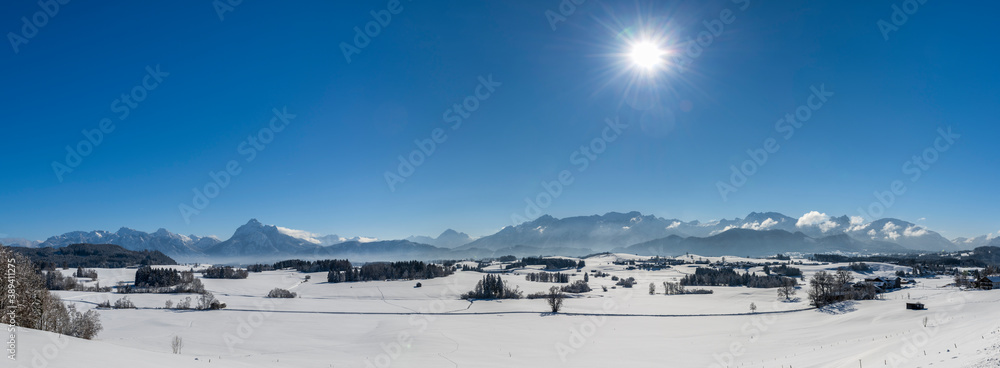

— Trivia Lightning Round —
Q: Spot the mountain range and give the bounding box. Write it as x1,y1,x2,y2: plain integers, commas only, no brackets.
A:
3,211,993,262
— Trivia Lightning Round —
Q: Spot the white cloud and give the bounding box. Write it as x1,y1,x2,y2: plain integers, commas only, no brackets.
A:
882,222,900,233
710,225,738,235
666,221,681,230
742,218,778,231
796,211,838,232
867,229,877,237
882,222,901,240
847,216,868,232
276,226,322,244
917,217,927,222
903,226,928,237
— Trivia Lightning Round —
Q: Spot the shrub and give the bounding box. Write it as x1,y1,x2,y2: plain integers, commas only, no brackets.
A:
266,288,297,298
197,292,224,310
171,336,183,354
560,280,591,293
615,277,636,288
175,297,192,310
113,296,136,309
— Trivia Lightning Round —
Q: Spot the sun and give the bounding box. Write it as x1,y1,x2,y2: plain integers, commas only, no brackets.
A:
629,41,664,70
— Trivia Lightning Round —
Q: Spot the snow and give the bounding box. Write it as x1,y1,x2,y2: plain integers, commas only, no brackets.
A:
8,254,1000,367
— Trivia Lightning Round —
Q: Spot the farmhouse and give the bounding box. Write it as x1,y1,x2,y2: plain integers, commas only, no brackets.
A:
863,277,902,291
975,276,1000,290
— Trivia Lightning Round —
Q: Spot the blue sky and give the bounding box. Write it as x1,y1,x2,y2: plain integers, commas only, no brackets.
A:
1,0,997,241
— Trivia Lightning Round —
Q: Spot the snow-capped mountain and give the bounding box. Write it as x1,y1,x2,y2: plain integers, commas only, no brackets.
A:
456,211,963,254
37,227,219,256
842,218,957,252
952,232,1000,249
11,211,988,261
406,229,474,248
456,211,684,252
204,219,320,257
618,229,909,257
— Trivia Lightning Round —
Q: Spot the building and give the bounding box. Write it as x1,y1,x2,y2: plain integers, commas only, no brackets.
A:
976,276,1000,290
863,277,902,291
906,302,925,310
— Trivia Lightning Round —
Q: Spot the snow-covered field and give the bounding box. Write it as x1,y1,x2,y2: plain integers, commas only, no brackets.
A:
7,254,1000,367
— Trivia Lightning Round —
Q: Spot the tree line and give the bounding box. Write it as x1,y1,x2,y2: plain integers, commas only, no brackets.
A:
201,266,249,279
328,260,454,283
524,272,570,283
248,259,354,273
124,266,205,294
9,243,176,268
43,270,111,292
517,257,584,270
680,267,794,288
763,264,803,277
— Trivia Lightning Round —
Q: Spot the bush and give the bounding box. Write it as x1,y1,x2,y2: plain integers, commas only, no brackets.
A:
197,292,225,310
113,296,136,309
266,288,297,298
560,280,591,293
67,304,103,340
615,277,636,288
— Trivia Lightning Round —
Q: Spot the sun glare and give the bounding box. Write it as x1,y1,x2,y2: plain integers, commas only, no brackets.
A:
629,41,664,70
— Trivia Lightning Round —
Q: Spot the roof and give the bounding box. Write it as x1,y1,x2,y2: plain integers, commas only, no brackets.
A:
981,276,1000,283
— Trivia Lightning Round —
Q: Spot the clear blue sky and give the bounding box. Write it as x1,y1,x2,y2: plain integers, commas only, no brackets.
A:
2,0,997,241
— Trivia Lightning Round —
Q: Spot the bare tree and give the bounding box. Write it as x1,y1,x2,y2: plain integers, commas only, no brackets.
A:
171,336,183,354
777,281,796,301
546,286,565,313
749,302,757,313
648,282,656,295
